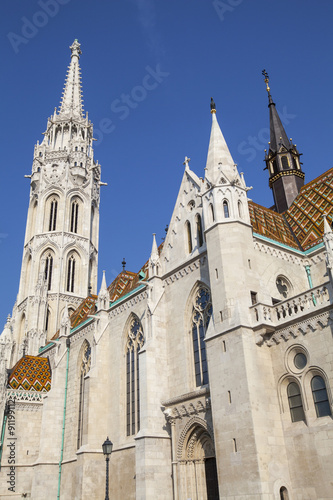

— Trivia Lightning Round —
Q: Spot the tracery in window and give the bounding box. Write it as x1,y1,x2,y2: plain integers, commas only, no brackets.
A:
70,199,79,233
311,375,331,418
49,198,58,231
126,316,145,436
191,286,212,387
77,341,91,449
66,254,76,292
287,381,305,422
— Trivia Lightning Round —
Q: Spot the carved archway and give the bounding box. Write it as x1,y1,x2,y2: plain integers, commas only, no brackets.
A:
177,419,219,500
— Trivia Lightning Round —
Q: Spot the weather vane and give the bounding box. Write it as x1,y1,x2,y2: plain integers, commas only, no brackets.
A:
262,69,270,93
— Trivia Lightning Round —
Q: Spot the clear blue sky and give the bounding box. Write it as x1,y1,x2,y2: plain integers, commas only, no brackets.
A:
1,0,333,325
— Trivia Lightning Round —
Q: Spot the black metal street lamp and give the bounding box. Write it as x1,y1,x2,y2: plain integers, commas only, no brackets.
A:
102,437,113,500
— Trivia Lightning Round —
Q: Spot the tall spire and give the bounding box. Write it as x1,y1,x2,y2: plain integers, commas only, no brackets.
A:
205,98,239,185
262,70,304,213
262,70,291,152
59,40,84,118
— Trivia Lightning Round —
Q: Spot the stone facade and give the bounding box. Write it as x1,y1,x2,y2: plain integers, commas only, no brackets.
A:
0,42,333,500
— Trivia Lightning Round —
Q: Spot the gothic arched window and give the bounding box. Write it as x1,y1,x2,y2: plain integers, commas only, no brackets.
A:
209,204,215,223
280,487,289,500
126,316,145,436
66,254,76,292
223,200,229,218
238,200,243,219
70,199,79,233
77,341,91,449
191,286,212,387
49,198,58,231
186,221,192,254
311,375,331,418
44,253,53,291
196,214,203,247
281,156,289,170
287,382,305,422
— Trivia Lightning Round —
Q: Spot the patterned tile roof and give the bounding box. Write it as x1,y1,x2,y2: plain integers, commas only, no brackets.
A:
284,168,333,250
51,295,97,340
8,356,51,392
250,168,333,251
249,201,299,249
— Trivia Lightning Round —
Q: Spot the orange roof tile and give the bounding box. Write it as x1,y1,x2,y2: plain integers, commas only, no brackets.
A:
8,356,51,392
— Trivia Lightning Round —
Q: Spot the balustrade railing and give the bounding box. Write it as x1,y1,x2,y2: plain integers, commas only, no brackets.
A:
250,283,331,327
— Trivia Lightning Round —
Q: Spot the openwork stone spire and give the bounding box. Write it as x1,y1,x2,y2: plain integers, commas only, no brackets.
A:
59,39,84,118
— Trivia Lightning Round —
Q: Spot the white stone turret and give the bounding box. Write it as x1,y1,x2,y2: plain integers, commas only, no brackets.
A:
149,233,160,278
98,271,109,310
5,40,103,362
203,101,251,232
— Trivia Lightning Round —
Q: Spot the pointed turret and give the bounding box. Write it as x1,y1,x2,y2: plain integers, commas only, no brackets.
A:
149,234,160,277
205,98,240,185
262,70,305,213
98,271,109,310
59,39,84,118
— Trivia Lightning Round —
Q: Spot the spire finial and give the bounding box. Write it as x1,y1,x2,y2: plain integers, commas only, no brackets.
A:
70,39,82,59
122,258,126,271
210,97,216,114
183,156,191,169
262,69,270,93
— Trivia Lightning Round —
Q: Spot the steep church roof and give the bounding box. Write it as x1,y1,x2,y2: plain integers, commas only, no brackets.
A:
250,167,333,250
8,356,51,392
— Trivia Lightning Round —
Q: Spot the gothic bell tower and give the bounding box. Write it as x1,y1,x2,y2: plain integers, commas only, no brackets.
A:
262,70,305,213
7,40,103,360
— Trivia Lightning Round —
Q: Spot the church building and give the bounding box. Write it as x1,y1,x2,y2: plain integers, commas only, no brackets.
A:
0,40,333,500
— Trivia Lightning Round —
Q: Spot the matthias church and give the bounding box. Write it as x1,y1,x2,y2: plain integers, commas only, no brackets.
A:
0,41,333,499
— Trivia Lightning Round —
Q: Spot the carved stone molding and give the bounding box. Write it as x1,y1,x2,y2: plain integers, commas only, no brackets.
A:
254,240,324,266
258,311,331,347
164,256,207,287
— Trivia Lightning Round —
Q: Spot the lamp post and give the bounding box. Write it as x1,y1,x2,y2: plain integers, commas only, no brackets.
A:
102,437,113,500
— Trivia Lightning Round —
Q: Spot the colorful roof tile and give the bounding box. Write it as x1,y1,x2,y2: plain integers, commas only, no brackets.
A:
51,295,97,340
250,168,333,251
8,356,51,392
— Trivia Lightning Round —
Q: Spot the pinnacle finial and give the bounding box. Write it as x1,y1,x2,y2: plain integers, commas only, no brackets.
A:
70,39,82,59
210,97,216,114
262,69,270,93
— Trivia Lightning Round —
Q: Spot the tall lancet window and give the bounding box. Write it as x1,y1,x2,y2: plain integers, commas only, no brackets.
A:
44,253,53,291
126,316,145,436
196,214,204,247
186,221,193,253
191,286,212,387
223,200,230,218
66,254,76,292
49,198,58,231
70,199,79,233
77,341,91,449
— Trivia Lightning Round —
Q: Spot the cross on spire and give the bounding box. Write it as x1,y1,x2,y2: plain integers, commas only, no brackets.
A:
183,156,191,169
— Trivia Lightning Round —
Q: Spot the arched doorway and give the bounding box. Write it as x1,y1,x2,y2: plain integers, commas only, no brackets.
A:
178,423,219,500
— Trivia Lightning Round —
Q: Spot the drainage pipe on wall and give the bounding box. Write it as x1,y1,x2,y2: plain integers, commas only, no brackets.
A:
57,337,70,500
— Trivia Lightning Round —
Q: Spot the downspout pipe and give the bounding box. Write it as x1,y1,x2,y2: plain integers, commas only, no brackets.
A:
305,265,316,305
57,338,70,500
0,406,8,471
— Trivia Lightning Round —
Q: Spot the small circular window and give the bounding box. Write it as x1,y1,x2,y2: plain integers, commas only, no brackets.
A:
294,352,307,370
